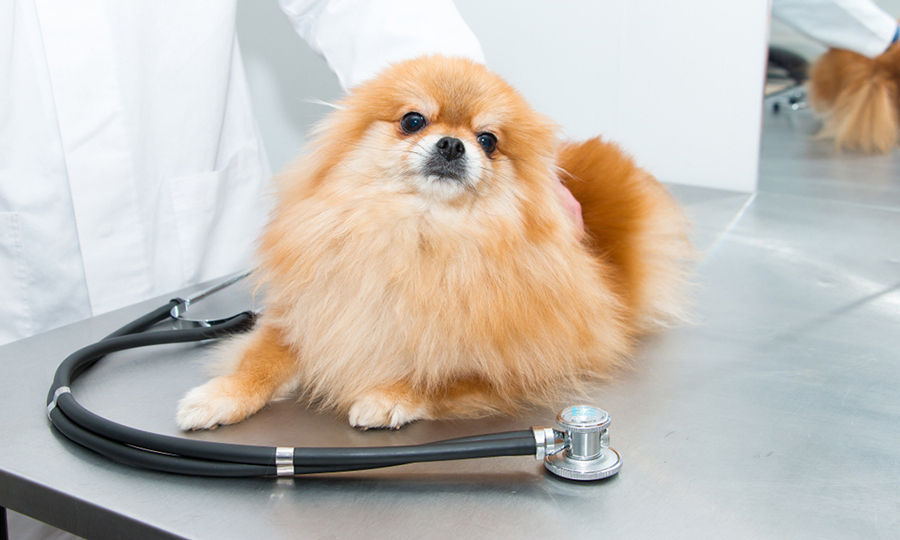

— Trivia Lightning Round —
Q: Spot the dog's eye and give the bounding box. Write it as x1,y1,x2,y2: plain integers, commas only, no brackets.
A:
400,112,427,134
477,132,498,155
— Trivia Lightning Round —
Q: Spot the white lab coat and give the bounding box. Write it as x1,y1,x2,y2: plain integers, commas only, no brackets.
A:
4,1,482,536
0,0,483,348
772,0,899,57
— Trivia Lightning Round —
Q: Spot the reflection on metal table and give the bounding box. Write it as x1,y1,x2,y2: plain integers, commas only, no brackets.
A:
1,100,899,539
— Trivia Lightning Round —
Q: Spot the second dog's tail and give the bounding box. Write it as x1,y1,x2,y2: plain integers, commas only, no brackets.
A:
809,47,900,153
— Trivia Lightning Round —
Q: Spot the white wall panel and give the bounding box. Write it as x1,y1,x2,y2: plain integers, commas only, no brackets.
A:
238,0,770,191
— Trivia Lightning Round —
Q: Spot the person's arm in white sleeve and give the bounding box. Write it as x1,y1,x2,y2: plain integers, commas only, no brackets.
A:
277,0,485,91
771,0,899,58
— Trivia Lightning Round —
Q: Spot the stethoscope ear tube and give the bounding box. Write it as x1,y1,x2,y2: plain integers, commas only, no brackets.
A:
49,301,256,394
46,304,538,478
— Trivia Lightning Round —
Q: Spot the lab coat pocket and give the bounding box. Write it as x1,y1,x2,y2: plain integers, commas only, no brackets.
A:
0,212,32,344
167,148,268,285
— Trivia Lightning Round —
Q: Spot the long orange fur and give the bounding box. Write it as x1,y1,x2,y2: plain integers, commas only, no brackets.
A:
809,38,900,154
176,56,692,430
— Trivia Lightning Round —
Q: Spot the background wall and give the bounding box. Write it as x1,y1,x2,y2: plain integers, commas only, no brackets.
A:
237,1,771,192
236,0,341,173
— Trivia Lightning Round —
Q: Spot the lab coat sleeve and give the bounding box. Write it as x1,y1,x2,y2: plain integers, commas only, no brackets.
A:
276,0,484,90
771,0,899,58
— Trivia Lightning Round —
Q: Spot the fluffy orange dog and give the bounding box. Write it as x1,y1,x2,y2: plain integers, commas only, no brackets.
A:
176,56,692,431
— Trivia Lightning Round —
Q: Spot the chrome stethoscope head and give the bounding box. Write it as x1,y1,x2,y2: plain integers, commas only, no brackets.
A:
534,405,622,481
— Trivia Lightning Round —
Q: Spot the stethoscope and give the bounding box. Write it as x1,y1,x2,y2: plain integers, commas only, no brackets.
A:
46,272,622,482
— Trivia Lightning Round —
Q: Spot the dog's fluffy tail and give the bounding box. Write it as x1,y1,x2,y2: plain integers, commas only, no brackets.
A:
809,45,900,154
558,138,694,332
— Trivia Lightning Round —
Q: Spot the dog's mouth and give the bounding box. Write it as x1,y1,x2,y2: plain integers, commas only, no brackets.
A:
422,156,469,183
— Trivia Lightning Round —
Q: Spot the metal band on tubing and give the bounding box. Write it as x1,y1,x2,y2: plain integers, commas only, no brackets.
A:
533,427,556,460
275,447,294,477
47,386,71,420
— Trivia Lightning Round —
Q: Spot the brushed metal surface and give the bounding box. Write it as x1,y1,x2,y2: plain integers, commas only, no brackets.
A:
2,102,899,539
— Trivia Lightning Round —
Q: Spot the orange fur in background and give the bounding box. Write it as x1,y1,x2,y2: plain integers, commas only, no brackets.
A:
809,38,900,153
176,56,693,431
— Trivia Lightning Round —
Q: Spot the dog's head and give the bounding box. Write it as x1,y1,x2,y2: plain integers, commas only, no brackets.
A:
300,56,568,239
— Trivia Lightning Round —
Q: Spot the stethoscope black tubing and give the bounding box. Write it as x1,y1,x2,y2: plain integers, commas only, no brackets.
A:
49,301,255,395
47,300,537,477
49,407,274,477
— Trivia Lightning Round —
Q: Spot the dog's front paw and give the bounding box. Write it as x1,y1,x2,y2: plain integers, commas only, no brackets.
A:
348,391,430,430
176,376,265,431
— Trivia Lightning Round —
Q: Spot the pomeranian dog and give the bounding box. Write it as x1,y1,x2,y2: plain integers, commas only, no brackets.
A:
176,56,692,431
809,36,900,153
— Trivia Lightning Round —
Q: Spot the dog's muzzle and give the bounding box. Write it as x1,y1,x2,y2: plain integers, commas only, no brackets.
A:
424,136,469,181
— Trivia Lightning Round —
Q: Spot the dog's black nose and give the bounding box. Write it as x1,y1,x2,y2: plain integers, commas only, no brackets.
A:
435,137,466,161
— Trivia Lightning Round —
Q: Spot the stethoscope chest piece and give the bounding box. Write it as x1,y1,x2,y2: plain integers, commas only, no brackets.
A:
543,405,622,481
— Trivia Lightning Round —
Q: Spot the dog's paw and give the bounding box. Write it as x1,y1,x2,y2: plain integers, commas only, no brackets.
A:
176,377,263,431
348,392,429,430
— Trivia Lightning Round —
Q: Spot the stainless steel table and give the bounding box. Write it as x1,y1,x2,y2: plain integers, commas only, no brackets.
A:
2,98,899,539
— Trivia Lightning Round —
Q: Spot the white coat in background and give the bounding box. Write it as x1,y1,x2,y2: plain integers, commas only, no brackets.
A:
772,0,899,57
0,0,483,348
